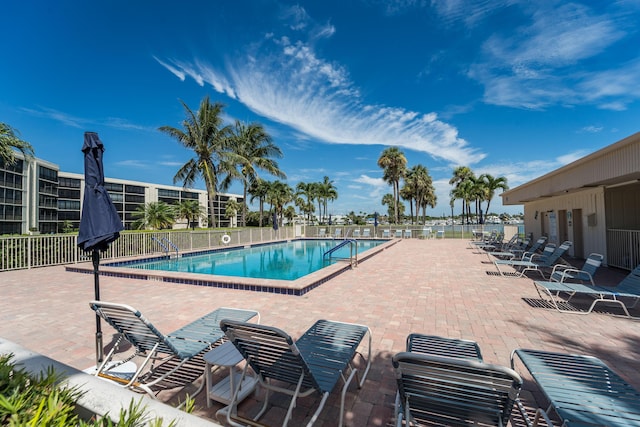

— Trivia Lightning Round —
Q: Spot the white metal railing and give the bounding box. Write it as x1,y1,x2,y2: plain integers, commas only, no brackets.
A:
606,229,640,270
0,227,294,272
306,224,520,240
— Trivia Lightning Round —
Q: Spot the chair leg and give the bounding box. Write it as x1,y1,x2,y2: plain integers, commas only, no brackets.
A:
284,373,305,427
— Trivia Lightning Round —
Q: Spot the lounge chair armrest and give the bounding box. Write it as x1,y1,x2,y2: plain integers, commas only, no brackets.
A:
560,268,593,283
527,253,544,262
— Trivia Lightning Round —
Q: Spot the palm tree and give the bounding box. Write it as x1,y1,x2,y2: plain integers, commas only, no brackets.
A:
381,193,395,219
283,205,297,224
378,147,407,224
176,199,206,230
131,202,175,230
224,197,241,227
249,178,270,227
0,123,34,165
449,166,475,224
479,174,509,218
317,176,338,223
159,96,230,228
295,182,316,224
222,120,286,226
399,184,413,223
266,180,294,226
405,164,436,224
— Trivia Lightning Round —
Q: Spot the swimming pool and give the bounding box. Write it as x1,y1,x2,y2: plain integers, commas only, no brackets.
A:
72,238,396,296
115,239,386,281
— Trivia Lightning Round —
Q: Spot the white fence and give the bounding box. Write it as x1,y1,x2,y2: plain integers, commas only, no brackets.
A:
0,224,522,272
0,227,294,272
606,229,640,270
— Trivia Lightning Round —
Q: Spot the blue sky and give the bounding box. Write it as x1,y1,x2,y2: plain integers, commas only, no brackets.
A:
2,1,639,217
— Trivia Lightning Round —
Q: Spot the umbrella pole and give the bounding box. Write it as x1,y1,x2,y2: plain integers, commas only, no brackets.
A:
92,249,104,364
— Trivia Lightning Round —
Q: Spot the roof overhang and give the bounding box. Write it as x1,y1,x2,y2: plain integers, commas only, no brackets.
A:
502,132,640,205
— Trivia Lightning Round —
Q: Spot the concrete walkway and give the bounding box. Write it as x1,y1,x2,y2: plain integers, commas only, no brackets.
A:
1,238,639,426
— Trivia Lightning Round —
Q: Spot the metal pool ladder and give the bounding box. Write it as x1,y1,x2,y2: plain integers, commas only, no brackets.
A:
323,239,358,267
151,236,180,258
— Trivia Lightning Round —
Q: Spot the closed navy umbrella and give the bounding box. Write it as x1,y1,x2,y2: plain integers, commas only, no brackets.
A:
77,132,124,363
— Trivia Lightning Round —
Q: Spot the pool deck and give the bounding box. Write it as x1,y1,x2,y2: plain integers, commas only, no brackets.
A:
1,238,640,426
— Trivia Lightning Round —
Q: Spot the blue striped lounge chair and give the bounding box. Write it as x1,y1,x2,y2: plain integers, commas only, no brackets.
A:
90,301,258,396
533,262,640,317
512,349,640,426
495,241,572,278
220,319,371,427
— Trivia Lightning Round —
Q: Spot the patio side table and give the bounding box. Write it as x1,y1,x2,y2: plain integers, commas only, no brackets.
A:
203,341,257,408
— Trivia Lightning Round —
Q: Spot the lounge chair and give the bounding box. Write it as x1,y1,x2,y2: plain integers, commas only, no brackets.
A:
515,236,548,259
487,236,530,260
382,229,391,238
317,228,326,238
533,263,640,317
220,319,371,427
470,231,505,252
511,348,640,426
406,333,483,361
392,352,530,427
394,229,403,238
89,301,259,397
549,252,603,284
495,241,572,278
361,228,371,238
352,228,360,238
333,228,343,239
419,227,433,239
403,229,412,238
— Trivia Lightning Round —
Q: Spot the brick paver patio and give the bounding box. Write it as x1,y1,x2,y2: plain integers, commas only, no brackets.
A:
1,238,639,426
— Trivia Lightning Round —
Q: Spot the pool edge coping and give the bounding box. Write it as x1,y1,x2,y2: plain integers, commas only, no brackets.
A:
66,238,398,296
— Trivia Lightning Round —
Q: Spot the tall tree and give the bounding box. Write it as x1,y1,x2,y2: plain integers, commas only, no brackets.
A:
224,197,241,227
222,120,286,227
449,166,475,224
266,180,293,226
159,96,230,228
0,123,34,165
176,199,206,230
405,164,436,224
479,174,509,217
295,182,316,224
317,176,338,223
378,147,407,224
249,178,270,227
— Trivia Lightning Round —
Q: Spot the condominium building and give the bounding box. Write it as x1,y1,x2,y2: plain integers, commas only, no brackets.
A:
0,153,242,235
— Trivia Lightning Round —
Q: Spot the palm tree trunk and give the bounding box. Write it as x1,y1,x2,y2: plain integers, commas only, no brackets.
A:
242,184,248,227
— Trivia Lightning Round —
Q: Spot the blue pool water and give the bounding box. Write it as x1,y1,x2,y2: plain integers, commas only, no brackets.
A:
118,239,386,281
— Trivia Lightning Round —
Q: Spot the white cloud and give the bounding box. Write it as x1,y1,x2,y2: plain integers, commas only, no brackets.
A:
580,125,603,133
160,37,484,166
22,107,151,132
152,56,185,81
354,174,388,199
430,0,515,27
556,150,590,166
469,3,636,110
115,160,150,168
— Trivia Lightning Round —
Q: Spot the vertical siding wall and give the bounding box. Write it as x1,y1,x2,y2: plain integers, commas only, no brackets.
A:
523,187,606,262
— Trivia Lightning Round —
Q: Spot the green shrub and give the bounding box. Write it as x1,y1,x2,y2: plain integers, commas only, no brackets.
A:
0,354,186,426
